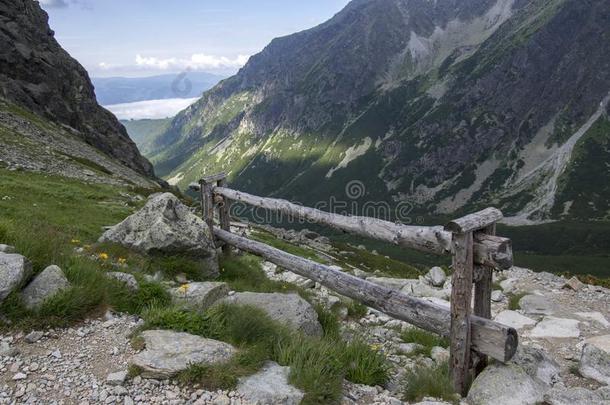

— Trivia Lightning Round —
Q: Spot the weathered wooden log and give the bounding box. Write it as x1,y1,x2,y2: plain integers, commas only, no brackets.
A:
200,181,216,247
213,187,512,269
473,224,495,375
449,231,474,396
445,208,503,233
202,172,227,184
213,227,518,362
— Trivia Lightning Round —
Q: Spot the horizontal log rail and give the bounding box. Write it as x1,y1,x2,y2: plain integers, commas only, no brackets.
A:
214,227,518,362
211,186,512,270
195,173,518,395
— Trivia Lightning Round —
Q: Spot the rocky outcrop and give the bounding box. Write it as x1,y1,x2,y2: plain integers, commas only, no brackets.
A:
170,282,229,311
99,193,219,277
21,265,70,309
221,292,323,337
130,330,236,379
236,361,304,405
0,0,154,178
0,252,32,303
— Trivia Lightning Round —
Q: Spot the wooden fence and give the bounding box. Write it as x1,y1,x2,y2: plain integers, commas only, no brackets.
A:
190,173,518,396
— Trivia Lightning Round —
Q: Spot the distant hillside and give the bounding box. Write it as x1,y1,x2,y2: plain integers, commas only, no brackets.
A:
92,72,225,105
150,0,610,224
121,118,171,156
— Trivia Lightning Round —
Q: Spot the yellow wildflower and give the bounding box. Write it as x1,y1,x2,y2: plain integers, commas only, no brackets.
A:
118,257,127,265
71,239,81,244
98,252,109,260
83,245,92,250
370,344,381,351
178,284,190,295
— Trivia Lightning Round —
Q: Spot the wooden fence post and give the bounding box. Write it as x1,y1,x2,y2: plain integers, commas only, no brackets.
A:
200,179,216,247
473,224,496,373
217,176,231,254
445,208,503,396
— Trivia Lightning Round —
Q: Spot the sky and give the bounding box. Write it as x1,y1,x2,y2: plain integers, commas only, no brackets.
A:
39,0,351,78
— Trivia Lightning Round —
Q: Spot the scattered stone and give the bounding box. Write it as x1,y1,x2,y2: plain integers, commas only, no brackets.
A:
494,310,536,330
402,280,449,299
0,341,18,357
519,294,557,316
24,330,44,343
221,292,323,337
106,370,128,386
430,346,449,363
50,349,62,359
499,278,518,293
13,372,27,381
170,282,229,310
575,312,610,328
544,386,607,405
130,330,236,379
563,276,584,291
236,361,304,405
425,267,446,287
107,272,139,292
0,253,32,303
491,290,504,302
21,265,70,309
398,343,424,355
530,317,580,339
99,193,219,278
579,336,610,385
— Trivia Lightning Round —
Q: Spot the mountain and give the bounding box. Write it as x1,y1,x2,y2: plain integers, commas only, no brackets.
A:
121,118,171,156
92,72,225,105
0,0,158,186
150,0,610,223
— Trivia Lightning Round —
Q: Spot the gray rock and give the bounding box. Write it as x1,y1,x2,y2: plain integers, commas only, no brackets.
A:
402,280,449,300
130,330,236,379
467,363,545,405
0,253,32,303
430,346,449,363
398,343,424,355
519,294,556,316
491,290,504,302
99,193,219,278
21,265,69,309
106,370,128,386
170,282,229,310
467,347,558,405
544,387,608,405
24,331,44,343
579,337,610,385
107,272,139,292
221,292,323,337
530,316,580,339
425,267,446,287
236,361,304,405
494,310,536,330
0,341,18,357
0,244,15,253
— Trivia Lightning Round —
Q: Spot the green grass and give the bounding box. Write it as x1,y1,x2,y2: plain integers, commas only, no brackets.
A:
402,362,459,403
250,229,327,263
142,303,388,404
400,328,449,357
507,292,527,311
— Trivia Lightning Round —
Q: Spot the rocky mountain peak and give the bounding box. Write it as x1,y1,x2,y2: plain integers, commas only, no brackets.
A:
0,0,154,178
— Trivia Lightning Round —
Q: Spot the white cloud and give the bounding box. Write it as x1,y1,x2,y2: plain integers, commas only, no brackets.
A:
134,54,249,71
104,98,199,120
39,0,68,8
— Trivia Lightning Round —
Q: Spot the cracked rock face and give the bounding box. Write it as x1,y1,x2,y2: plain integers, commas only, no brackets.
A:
99,193,219,278
130,330,236,379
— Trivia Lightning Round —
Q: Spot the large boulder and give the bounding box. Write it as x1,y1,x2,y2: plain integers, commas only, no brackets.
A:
467,347,559,405
579,335,610,385
221,292,323,337
21,265,70,309
99,193,219,278
543,387,609,405
130,330,236,379
425,267,446,287
236,361,304,405
170,282,229,311
0,253,32,303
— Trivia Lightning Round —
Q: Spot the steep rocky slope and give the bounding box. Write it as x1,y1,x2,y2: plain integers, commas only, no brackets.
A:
0,0,156,183
152,0,610,222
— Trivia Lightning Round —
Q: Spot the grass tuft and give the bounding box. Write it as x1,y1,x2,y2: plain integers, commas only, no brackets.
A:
402,361,459,403
508,292,527,310
400,328,449,357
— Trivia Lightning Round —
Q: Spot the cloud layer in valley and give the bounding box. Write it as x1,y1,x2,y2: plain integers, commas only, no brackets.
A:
104,98,199,120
